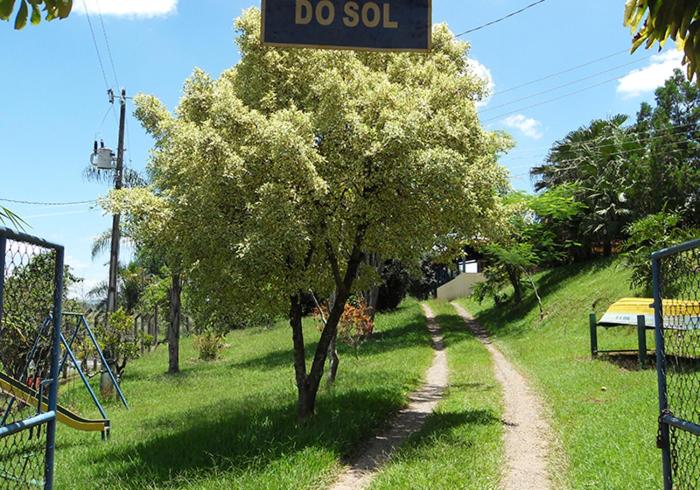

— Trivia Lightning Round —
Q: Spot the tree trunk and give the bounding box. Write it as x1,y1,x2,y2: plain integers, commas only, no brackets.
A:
507,266,523,304
327,333,339,385
290,237,366,421
364,253,381,319
290,294,314,420
168,273,182,374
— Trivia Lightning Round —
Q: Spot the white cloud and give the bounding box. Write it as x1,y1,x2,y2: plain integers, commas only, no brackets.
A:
503,114,543,140
617,50,684,98
75,0,177,18
467,58,495,107
66,254,89,272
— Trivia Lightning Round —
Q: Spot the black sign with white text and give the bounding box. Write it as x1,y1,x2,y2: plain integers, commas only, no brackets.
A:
261,0,432,52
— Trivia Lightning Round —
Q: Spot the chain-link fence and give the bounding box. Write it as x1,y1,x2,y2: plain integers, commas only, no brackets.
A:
0,227,64,490
653,238,700,490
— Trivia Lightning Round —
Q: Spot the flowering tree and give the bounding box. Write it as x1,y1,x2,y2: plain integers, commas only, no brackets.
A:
119,9,509,420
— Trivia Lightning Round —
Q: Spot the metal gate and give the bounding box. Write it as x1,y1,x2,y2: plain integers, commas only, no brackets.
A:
652,238,700,490
0,227,64,490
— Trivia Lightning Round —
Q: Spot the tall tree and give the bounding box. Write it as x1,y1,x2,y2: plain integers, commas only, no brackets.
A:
115,10,509,420
532,115,635,256
105,189,185,374
628,70,700,226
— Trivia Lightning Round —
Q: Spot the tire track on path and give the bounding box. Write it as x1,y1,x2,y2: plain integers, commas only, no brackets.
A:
451,302,553,490
329,303,448,490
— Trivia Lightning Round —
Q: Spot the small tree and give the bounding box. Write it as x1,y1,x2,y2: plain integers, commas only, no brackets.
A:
120,11,509,420
476,186,585,315
97,308,141,383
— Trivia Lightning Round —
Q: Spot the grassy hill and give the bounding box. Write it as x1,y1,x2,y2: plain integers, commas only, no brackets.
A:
460,257,662,489
53,300,434,489
49,258,666,488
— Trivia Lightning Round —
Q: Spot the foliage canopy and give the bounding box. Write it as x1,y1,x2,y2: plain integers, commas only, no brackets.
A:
113,9,509,417
0,0,72,29
624,1,700,81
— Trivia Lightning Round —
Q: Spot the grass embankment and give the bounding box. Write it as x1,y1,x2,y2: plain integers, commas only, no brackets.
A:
371,300,504,490
459,258,662,489
54,299,433,489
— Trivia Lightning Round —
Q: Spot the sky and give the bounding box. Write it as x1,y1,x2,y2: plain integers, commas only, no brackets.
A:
0,0,685,297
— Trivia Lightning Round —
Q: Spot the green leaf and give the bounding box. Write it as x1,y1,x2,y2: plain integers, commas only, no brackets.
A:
57,0,71,18
14,0,27,29
0,0,16,21
29,1,39,24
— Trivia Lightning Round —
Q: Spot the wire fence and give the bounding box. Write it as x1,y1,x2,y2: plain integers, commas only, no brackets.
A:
653,239,700,490
0,228,64,490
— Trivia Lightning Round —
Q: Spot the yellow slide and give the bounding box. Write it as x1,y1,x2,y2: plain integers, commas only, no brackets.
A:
0,371,109,434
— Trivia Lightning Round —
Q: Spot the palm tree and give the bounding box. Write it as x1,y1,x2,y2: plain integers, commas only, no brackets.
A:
0,206,25,229
531,115,636,256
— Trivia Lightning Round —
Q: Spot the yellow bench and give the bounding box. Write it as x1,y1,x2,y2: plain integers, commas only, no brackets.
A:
590,298,700,366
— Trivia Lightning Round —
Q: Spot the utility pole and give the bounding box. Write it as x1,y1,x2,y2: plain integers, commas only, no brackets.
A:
107,89,126,314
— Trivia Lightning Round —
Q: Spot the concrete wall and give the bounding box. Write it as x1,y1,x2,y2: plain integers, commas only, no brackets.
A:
437,273,485,301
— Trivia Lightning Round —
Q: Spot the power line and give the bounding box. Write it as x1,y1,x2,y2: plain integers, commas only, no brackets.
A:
500,124,700,175
480,55,652,114
0,198,97,206
482,75,625,123
456,0,547,37
492,48,634,96
504,139,696,180
95,0,120,90
81,0,111,93
504,121,700,157
506,146,690,184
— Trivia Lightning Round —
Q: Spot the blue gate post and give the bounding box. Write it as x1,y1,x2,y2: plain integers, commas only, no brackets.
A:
44,245,64,490
0,235,5,330
652,255,672,490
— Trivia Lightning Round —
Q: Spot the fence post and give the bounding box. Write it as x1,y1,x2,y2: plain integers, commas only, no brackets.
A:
589,313,598,358
0,236,5,329
44,245,64,489
652,256,672,490
637,315,648,367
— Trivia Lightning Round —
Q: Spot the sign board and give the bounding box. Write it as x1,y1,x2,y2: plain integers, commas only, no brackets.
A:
261,0,432,52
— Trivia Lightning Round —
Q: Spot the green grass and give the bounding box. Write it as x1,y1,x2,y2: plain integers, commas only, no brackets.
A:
53,299,434,489
371,300,504,490
459,258,662,489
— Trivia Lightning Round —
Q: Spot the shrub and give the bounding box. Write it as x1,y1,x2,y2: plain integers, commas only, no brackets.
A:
624,213,699,292
97,308,142,379
193,331,225,361
377,261,411,312
313,298,375,356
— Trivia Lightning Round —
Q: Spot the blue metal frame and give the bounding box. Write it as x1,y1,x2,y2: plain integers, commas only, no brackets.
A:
59,333,108,421
652,238,700,490
0,226,64,490
652,256,672,490
63,313,129,410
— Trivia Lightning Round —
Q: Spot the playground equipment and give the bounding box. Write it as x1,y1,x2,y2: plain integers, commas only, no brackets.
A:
0,226,64,489
0,372,108,434
652,238,700,489
58,312,129,419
